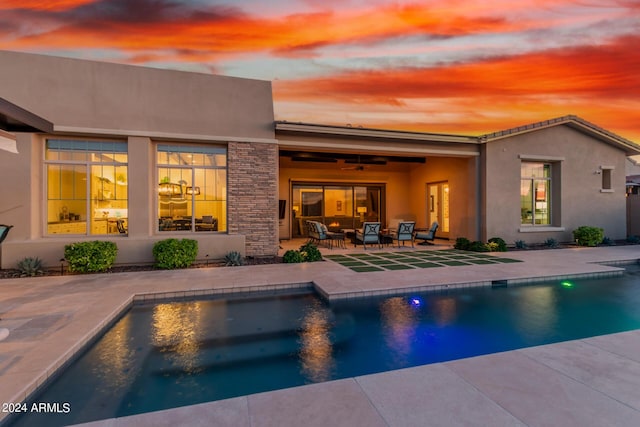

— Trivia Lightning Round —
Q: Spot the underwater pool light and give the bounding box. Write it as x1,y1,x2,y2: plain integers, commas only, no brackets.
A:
561,281,574,288
410,297,422,307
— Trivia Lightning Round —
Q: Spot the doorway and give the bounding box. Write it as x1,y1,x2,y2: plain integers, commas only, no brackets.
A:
427,182,449,238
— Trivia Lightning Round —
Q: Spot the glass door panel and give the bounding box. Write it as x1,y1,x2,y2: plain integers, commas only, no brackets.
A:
427,182,449,237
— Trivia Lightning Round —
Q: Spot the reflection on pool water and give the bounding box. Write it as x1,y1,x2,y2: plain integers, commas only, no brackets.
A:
13,267,640,427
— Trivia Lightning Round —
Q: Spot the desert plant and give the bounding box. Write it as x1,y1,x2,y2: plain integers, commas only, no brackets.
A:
152,238,198,269
627,235,640,244
283,249,305,263
601,236,616,246
454,237,471,250
64,241,118,273
573,226,604,247
16,256,44,277
224,251,244,266
299,242,322,262
515,240,528,249
544,238,559,249
487,237,507,252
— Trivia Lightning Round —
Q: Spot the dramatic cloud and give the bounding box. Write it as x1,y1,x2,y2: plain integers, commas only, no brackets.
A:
0,0,638,140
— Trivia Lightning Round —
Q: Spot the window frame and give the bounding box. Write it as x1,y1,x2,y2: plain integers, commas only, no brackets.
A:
156,143,228,233
44,137,128,236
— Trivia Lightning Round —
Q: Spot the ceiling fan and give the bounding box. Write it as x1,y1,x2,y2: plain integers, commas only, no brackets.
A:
341,155,369,171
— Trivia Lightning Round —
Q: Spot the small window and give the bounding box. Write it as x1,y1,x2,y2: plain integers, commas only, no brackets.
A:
601,167,613,192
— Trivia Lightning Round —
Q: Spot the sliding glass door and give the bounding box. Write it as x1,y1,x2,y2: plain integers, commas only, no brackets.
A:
291,183,384,237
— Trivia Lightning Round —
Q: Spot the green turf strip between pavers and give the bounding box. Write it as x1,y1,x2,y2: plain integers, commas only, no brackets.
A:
381,264,416,270
438,260,472,266
337,261,370,267
350,266,385,272
493,258,523,263
410,262,443,268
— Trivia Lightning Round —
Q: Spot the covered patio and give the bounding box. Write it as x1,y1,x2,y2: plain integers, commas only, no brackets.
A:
276,122,482,245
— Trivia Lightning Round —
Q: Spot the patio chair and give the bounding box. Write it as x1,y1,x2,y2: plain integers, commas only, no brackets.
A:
354,222,381,250
306,221,330,247
0,224,13,245
415,221,439,245
389,221,416,248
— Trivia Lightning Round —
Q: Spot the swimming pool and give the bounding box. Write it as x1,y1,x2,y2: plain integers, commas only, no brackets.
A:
12,266,640,426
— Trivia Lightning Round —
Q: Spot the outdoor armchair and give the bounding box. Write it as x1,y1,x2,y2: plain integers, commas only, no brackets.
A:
415,221,438,245
354,222,381,250
389,221,415,247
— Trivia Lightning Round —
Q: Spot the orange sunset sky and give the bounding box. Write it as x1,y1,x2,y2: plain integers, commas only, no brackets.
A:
1,0,639,141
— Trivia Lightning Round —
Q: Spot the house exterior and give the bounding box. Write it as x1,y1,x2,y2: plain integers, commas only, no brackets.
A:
1,50,639,268
0,50,278,268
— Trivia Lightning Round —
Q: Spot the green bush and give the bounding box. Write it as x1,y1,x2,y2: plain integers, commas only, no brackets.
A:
573,226,604,247
454,237,471,250
468,240,490,252
152,238,198,269
64,241,118,273
627,235,640,244
283,249,305,263
17,257,45,277
299,242,322,262
487,237,507,252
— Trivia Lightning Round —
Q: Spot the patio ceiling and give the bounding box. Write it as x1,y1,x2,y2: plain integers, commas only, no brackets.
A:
279,150,426,172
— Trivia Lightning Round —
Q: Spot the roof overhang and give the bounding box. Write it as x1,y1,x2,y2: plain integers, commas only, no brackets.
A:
276,121,478,144
0,97,54,133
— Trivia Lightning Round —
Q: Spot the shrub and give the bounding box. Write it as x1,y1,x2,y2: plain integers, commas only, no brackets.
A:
152,238,198,269
468,240,490,252
283,249,305,263
299,242,322,262
224,251,244,266
454,237,471,250
64,241,118,273
573,226,604,247
515,240,528,249
544,238,559,249
487,237,507,252
17,257,44,277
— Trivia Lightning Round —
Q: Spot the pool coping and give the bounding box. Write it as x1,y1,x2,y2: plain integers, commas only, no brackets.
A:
1,246,639,426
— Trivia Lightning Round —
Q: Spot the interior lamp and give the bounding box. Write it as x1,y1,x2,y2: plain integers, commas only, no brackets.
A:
357,206,367,220
186,186,200,195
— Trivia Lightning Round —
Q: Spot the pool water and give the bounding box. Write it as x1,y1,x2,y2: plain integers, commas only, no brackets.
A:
13,267,640,426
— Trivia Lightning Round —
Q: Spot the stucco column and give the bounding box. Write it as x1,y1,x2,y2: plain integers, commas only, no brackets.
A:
127,136,153,237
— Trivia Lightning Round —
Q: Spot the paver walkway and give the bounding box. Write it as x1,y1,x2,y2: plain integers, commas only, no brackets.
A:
0,245,639,426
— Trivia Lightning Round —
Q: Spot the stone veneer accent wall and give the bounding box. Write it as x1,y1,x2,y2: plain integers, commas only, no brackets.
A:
227,141,279,257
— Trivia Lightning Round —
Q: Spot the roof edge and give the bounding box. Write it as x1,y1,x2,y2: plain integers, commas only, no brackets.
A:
0,97,54,133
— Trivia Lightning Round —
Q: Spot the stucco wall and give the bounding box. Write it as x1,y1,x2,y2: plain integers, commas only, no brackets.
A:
0,50,274,140
409,157,479,240
484,125,628,244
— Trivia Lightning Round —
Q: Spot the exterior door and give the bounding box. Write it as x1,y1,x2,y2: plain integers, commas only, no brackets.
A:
427,182,449,238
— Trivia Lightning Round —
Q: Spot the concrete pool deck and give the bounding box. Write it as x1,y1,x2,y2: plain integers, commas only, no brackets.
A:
0,245,639,426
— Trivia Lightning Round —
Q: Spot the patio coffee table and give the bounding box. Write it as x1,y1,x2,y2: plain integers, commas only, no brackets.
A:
326,231,346,249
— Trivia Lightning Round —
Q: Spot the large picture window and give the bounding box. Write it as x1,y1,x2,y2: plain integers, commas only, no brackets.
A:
521,162,551,225
45,139,128,235
157,144,227,232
